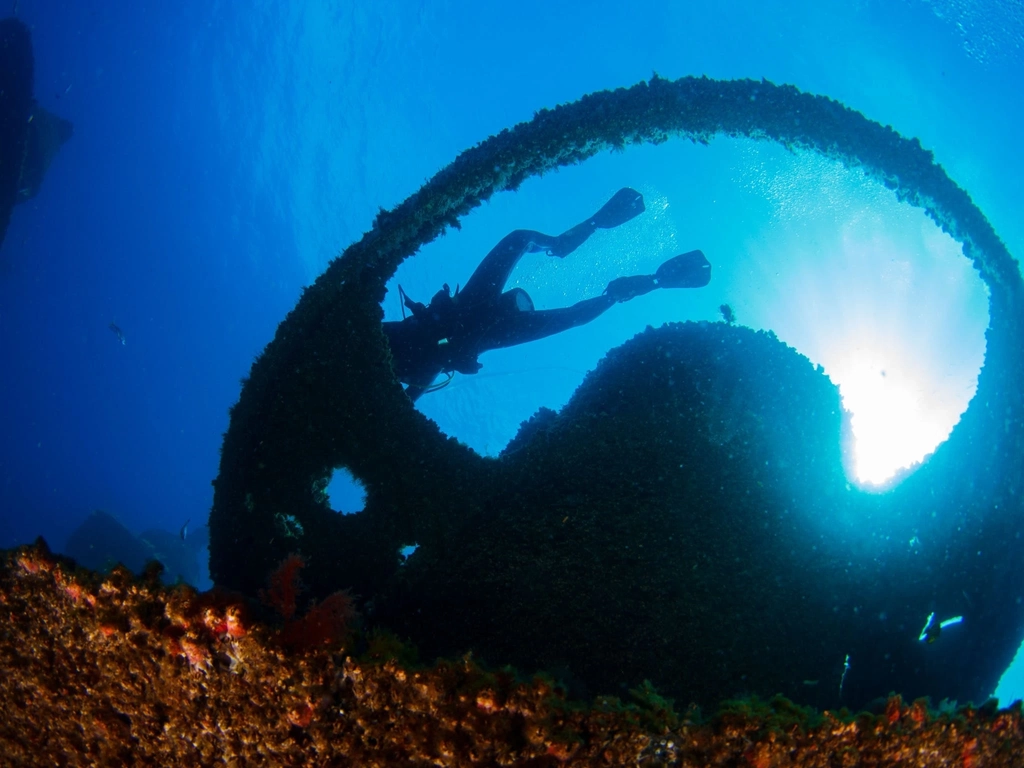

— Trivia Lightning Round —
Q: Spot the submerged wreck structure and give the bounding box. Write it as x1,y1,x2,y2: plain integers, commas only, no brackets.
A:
3,76,1023,762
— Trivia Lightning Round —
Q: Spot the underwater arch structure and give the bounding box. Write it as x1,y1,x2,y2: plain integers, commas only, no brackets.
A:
210,75,1024,708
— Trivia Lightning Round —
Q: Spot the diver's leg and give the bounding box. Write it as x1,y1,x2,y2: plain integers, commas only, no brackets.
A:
603,251,711,301
604,273,658,302
459,230,557,305
547,219,598,259
479,295,618,350
459,189,646,304
549,187,647,258
476,265,665,352
475,262,695,352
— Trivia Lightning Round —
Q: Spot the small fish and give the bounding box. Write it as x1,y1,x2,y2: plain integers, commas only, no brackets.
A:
180,518,190,541
918,612,963,644
719,304,735,324
109,322,125,345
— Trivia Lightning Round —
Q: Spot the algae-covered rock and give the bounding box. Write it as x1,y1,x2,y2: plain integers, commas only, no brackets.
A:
375,321,865,709
5,541,1024,765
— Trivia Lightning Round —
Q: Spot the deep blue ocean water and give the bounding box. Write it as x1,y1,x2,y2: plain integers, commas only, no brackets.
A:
1,0,1022,704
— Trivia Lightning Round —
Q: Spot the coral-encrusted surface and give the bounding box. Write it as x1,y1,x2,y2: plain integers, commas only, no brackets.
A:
3,544,1024,766
208,75,1024,714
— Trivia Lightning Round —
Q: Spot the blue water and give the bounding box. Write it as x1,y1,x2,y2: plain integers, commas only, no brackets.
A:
1,0,1022,703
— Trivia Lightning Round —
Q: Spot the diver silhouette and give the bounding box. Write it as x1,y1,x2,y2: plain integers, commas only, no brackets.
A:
383,187,712,402
0,17,74,255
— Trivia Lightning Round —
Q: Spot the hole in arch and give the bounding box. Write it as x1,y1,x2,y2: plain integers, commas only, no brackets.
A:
398,543,419,565
382,137,987,487
325,467,367,515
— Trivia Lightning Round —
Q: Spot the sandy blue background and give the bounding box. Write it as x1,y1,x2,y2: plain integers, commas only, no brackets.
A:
1,0,1021,703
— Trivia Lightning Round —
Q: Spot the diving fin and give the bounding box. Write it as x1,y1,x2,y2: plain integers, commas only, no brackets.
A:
654,250,712,288
591,187,645,229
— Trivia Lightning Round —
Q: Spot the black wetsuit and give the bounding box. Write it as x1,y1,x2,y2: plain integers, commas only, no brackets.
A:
383,229,618,401
383,188,711,402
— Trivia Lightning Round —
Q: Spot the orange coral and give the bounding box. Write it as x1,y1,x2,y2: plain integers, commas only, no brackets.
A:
280,589,356,651
262,554,305,620
287,701,313,728
260,555,357,651
224,605,246,638
179,638,212,672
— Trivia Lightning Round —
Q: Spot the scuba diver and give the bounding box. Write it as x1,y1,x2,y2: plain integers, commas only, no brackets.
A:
0,17,74,255
109,322,126,345
384,187,712,402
